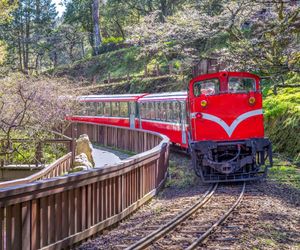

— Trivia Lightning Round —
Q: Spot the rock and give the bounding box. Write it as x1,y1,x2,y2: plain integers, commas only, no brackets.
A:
75,134,95,167
73,153,93,169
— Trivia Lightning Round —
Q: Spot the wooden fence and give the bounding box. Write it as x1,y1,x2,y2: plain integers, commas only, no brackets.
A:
0,152,73,189
0,122,170,249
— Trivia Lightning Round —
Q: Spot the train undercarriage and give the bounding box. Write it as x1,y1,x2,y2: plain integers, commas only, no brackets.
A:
190,138,273,183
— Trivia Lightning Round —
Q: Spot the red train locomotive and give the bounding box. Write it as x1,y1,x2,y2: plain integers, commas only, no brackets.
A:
70,72,273,183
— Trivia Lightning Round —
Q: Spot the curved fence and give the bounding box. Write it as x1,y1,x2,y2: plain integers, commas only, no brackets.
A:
0,122,169,249
0,152,73,189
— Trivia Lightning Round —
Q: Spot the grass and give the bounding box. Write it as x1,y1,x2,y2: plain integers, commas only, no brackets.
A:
165,159,198,188
268,158,300,189
264,85,300,161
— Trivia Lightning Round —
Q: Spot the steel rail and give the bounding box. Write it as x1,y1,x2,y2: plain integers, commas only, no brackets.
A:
186,182,246,250
125,183,218,250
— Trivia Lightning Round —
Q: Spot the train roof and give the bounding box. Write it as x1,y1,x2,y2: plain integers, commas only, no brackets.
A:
138,91,187,102
79,94,147,102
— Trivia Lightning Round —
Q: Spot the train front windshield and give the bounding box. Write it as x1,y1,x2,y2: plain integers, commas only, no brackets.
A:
193,77,257,96
228,77,256,93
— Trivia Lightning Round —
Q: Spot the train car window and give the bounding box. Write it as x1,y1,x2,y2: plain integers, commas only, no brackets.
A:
79,102,87,116
120,102,129,117
173,102,180,123
145,102,150,120
140,103,146,119
155,102,161,121
193,78,220,96
87,102,95,116
93,102,98,116
129,102,136,115
149,102,155,120
103,102,111,116
228,77,256,93
167,102,173,122
97,102,104,116
162,102,167,121
112,102,120,117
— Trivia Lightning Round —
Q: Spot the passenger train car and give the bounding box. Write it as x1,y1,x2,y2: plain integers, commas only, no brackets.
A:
70,72,273,183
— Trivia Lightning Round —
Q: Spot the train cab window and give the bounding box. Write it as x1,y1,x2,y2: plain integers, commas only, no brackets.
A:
193,78,220,96
103,102,111,116
228,77,256,93
112,102,120,117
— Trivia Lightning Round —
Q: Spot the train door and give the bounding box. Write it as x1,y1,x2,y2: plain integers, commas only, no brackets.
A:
180,101,187,145
129,102,136,129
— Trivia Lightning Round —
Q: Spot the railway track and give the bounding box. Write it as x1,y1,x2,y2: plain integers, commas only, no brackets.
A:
125,182,246,250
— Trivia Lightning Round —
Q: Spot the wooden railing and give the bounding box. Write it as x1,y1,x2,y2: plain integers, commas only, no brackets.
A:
0,123,169,249
0,152,73,188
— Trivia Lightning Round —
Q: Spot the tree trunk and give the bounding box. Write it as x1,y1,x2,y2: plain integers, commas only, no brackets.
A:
160,0,167,22
91,0,101,56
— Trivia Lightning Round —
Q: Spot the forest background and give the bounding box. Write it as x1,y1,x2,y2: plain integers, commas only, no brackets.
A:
0,0,299,163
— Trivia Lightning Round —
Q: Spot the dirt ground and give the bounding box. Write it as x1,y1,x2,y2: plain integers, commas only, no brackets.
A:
78,153,300,250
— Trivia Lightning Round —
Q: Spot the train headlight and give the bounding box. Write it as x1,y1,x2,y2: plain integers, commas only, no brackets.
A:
201,100,208,107
249,97,256,105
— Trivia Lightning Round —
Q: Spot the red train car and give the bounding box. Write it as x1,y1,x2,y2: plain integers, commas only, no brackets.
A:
70,94,146,129
69,72,272,183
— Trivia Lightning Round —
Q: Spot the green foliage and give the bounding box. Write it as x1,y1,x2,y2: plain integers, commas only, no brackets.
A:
102,36,124,45
264,85,300,161
0,0,17,24
165,160,197,188
53,47,144,82
269,158,300,189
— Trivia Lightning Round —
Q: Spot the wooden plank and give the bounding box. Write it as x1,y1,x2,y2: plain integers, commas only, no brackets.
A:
61,191,68,239
87,184,92,228
81,186,87,230
40,197,48,247
68,189,75,235
100,181,104,221
74,188,82,233
92,183,97,225
48,195,55,244
12,204,21,250
0,208,4,250
6,206,12,250
31,199,40,250
108,179,112,218
95,182,100,223
55,193,62,241
22,201,31,250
